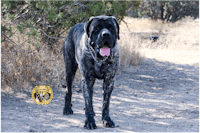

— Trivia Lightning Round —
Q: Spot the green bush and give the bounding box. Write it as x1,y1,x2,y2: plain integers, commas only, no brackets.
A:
128,1,199,22
1,1,133,46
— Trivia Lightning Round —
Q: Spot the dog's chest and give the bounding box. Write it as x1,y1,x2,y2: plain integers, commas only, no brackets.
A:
94,60,114,79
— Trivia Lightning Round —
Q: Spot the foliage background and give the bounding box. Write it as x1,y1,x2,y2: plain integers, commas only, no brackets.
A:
129,1,199,22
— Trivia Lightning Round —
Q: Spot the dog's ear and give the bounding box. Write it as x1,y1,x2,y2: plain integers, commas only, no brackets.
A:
84,16,94,38
112,17,120,40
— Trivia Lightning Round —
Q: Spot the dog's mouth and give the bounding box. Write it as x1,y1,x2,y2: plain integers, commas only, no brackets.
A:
99,42,110,57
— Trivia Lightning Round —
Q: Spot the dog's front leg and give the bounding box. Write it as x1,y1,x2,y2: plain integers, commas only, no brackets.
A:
82,77,97,129
102,77,115,128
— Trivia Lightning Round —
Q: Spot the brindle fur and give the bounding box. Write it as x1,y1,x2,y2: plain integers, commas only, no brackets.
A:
63,15,120,129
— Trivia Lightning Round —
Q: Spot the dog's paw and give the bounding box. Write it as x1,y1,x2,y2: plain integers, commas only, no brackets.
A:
63,107,73,115
84,117,97,130
103,117,115,128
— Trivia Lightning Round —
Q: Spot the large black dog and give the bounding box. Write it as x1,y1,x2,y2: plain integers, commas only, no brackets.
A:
63,15,120,129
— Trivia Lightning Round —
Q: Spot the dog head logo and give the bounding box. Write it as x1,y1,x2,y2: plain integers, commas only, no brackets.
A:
32,85,53,105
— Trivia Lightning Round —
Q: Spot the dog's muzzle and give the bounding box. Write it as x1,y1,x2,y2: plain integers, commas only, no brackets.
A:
96,29,113,57
102,29,111,38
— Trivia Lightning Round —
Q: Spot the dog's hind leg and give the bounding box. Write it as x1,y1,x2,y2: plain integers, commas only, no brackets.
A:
63,39,78,115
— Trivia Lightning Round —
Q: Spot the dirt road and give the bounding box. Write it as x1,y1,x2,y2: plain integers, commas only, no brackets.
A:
1,55,199,132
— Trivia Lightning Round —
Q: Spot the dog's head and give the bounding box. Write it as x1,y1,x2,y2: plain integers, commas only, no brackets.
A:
84,15,120,57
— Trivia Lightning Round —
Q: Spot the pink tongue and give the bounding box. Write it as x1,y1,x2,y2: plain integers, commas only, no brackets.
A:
99,48,110,56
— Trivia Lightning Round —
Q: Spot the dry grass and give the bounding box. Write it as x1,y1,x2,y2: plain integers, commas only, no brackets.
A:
1,39,66,89
118,31,144,68
1,16,66,89
1,16,199,89
120,16,199,65
120,16,199,47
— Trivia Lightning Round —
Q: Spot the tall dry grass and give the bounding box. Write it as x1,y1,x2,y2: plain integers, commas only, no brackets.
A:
120,16,199,49
118,31,144,68
1,16,198,89
1,38,66,90
119,16,199,65
1,15,65,89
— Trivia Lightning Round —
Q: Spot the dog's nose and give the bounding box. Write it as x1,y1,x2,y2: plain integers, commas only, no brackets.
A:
102,30,110,37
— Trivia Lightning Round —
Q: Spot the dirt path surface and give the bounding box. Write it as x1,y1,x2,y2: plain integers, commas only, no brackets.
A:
1,55,199,132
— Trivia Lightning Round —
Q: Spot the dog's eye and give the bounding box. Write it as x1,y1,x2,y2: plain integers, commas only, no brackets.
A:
109,28,112,31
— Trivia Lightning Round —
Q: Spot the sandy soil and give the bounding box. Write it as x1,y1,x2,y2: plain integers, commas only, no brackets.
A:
1,17,199,132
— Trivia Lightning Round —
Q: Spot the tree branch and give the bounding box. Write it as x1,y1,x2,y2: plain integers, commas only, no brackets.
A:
39,28,66,39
